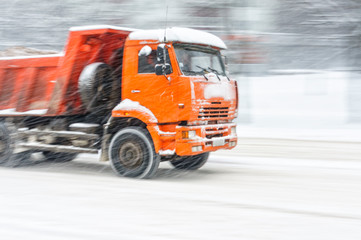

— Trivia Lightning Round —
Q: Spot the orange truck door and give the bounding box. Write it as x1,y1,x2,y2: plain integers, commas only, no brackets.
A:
122,44,179,123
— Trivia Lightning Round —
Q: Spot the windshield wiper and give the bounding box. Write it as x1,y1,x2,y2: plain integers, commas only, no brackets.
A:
207,67,221,81
210,67,230,81
195,65,209,81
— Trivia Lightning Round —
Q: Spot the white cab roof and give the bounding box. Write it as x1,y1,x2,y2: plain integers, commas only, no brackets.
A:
129,27,227,49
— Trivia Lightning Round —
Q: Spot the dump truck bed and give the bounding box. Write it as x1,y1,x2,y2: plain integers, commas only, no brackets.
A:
0,25,134,117
0,54,62,116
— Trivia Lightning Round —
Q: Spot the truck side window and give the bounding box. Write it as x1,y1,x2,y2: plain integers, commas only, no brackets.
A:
138,50,157,73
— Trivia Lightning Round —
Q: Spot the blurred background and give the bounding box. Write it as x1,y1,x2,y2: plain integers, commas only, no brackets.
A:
0,0,360,132
0,2,361,239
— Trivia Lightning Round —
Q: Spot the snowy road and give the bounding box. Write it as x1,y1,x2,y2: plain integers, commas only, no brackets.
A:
0,146,361,240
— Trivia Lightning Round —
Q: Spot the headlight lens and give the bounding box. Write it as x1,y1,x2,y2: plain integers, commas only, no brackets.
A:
182,130,197,139
188,130,196,138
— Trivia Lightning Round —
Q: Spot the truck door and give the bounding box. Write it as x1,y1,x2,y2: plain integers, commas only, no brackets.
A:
122,44,179,123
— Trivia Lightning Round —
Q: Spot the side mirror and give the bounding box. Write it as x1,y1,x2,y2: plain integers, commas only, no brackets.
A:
156,44,166,64
155,63,172,76
155,44,172,77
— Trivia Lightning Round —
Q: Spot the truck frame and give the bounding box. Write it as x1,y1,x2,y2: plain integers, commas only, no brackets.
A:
0,25,238,178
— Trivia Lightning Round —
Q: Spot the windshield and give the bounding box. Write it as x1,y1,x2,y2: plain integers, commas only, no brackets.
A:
174,45,226,76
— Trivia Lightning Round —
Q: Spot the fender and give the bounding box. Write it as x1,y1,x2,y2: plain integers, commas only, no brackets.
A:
112,99,158,124
111,99,161,152
146,123,161,154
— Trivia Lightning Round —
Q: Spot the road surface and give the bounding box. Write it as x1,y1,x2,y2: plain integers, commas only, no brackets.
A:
0,140,360,240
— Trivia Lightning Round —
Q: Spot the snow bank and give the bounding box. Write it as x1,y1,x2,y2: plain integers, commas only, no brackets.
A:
129,27,227,49
236,125,361,142
113,99,158,123
238,71,349,127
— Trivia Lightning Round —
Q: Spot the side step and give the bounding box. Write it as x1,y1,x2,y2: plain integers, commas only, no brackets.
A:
18,143,98,154
18,129,99,140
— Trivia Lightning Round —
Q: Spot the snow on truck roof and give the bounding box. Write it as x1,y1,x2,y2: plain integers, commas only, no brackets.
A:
129,27,227,49
70,25,227,49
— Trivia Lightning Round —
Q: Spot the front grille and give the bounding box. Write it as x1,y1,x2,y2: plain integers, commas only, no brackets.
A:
198,107,229,120
205,126,227,138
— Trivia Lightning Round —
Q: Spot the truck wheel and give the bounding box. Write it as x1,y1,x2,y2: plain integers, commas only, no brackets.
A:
6,151,33,168
170,152,209,170
0,123,14,165
109,127,160,179
79,62,118,113
42,151,78,162
0,123,33,167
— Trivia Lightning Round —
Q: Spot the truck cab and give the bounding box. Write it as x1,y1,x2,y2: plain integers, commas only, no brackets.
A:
111,27,237,162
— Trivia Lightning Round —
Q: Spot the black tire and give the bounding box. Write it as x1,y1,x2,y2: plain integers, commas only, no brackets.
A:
6,151,33,168
78,62,119,113
109,127,160,179
42,151,78,163
0,122,14,165
170,152,209,170
0,123,33,167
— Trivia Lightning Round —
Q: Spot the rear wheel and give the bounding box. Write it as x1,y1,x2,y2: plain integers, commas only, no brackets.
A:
170,152,209,170
0,122,31,167
7,151,33,168
0,122,14,165
109,127,160,179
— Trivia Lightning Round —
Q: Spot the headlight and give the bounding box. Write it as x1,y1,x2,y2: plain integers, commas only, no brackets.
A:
182,130,197,139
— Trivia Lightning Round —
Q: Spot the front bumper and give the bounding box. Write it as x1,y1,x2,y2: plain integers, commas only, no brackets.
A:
174,123,237,156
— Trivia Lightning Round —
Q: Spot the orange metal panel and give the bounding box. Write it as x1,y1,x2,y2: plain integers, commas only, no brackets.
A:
48,29,131,116
0,56,61,69
15,67,38,112
0,27,133,117
0,56,60,114
121,41,183,124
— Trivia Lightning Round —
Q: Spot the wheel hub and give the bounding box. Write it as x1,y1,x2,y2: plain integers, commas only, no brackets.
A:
119,142,143,168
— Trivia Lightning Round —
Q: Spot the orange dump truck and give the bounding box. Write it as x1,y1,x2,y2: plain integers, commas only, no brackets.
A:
0,25,238,178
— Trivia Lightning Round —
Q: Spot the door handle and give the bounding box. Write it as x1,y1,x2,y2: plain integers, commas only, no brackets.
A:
131,90,141,93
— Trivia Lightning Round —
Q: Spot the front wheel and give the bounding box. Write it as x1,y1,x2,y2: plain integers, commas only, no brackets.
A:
170,152,209,170
108,127,160,179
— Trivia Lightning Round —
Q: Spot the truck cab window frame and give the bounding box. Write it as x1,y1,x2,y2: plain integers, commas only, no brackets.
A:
138,50,157,74
174,44,226,76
